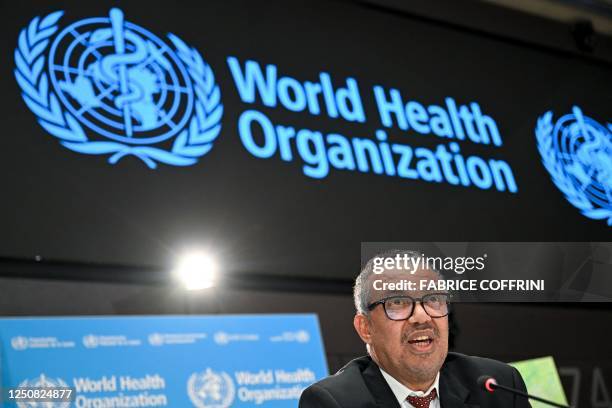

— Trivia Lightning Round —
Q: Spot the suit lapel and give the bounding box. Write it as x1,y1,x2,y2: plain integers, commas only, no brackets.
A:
359,357,482,408
362,359,402,408
439,367,479,408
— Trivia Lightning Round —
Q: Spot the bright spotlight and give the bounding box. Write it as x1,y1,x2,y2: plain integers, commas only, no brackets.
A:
174,252,218,290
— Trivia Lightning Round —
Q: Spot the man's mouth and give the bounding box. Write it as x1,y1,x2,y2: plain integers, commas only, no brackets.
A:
405,332,435,352
407,335,433,345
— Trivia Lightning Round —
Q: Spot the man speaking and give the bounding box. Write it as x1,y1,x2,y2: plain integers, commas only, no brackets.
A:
299,250,531,407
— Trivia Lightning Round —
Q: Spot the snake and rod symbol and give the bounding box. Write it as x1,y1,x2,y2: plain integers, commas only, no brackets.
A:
110,8,137,137
51,7,195,144
15,7,223,167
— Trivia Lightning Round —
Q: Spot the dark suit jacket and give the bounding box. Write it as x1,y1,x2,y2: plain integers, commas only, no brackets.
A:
299,353,531,407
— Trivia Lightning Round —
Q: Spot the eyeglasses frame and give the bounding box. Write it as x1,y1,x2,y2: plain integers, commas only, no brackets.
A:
366,292,452,320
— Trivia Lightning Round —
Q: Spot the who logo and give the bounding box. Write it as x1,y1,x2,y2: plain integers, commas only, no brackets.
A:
14,8,223,168
16,374,71,408
536,106,612,226
188,368,235,408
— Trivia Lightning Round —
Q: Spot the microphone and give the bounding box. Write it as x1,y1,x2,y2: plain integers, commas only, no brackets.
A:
477,375,571,408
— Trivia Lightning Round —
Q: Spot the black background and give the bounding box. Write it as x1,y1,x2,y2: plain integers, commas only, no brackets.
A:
0,0,610,280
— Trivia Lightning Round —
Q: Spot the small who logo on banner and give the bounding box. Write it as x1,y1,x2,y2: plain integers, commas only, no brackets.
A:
15,374,72,408
188,369,236,408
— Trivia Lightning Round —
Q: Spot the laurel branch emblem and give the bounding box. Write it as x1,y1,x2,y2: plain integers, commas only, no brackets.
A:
188,369,235,408
14,11,223,169
535,110,612,226
17,374,71,408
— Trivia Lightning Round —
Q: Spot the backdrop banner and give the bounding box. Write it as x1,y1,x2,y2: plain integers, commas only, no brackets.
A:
0,314,328,407
1,1,610,279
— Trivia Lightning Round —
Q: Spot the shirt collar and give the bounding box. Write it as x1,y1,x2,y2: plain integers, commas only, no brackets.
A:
379,368,440,405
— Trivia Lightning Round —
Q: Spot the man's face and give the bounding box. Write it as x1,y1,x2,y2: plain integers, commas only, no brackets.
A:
356,268,449,386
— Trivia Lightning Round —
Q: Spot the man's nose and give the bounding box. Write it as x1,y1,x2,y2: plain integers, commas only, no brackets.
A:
409,301,432,324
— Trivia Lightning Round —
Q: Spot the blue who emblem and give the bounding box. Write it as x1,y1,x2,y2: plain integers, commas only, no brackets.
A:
188,369,235,408
535,106,612,225
14,8,223,168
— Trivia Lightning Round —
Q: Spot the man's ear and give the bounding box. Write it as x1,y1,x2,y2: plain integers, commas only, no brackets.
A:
353,313,372,344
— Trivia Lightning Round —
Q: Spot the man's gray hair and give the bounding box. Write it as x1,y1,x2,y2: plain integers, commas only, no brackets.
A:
353,249,423,315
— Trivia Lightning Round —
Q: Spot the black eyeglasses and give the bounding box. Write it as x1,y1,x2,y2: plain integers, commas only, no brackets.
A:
367,293,451,320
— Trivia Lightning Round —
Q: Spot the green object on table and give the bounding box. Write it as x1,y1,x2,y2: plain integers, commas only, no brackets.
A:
510,356,569,408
